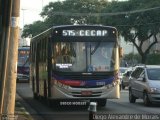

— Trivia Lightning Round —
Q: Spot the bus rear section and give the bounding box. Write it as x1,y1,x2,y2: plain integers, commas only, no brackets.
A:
30,25,122,107
17,46,30,82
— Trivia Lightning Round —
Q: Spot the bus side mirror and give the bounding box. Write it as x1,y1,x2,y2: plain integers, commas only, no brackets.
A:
119,47,123,58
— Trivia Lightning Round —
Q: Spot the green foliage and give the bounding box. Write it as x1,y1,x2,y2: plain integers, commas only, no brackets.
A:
102,0,160,63
22,0,160,64
22,21,49,38
41,0,108,25
22,0,108,37
123,53,141,65
123,53,160,65
146,53,160,65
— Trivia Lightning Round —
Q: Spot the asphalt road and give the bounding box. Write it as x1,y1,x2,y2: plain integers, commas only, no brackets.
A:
16,83,160,120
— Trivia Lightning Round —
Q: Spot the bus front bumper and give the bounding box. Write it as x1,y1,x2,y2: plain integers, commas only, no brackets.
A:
50,82,120,99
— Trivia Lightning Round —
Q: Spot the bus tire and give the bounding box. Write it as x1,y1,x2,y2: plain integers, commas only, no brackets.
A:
48,99,60,108
97,99,107,107
44,80,47,99
32,77,35,92
91,99,107,107
33,93,38,100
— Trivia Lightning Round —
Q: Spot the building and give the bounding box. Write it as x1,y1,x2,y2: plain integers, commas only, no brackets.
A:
119,36,138,55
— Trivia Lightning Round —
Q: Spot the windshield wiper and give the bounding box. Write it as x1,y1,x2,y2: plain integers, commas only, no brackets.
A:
91,42,101,55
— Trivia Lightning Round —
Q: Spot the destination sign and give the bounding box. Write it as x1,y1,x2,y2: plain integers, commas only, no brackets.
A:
62,30,108,36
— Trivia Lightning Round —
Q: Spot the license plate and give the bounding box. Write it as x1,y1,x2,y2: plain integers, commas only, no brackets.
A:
81,91,92,96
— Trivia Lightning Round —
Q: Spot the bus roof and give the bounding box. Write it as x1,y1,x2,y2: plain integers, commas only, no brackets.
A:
18,46,30,50
52,24,116,30
31,25,117,43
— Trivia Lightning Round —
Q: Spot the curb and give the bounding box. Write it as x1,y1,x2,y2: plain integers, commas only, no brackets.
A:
15,93,43,120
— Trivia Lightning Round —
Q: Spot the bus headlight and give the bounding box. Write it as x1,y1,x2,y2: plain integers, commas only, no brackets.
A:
62,84,69,89
112,81,117,86
105,81,118,89
106,84,112,89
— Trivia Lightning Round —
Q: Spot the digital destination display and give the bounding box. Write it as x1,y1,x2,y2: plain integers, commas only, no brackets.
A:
62,30,108,37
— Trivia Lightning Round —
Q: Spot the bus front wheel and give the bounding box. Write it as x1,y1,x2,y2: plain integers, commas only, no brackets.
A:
97,99,107,107
91,99,107,107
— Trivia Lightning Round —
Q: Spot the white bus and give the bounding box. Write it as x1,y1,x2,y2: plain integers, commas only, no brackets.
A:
30,25,123,106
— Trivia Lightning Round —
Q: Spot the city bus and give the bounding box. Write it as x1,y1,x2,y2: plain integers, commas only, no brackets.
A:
30,25,123,106
17,46,30,82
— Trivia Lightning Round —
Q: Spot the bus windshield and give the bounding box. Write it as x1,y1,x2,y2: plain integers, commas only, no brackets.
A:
52,42,116,72
18,49,30,67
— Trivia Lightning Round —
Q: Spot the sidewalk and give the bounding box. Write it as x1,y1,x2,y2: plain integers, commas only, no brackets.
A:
15,94,33,120
15,83,43,120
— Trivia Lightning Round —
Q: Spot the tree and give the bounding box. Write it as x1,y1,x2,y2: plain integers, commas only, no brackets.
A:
22,0,108,37
102,0,160,63
22,0,160,64
22,21,48,38
40,0,108,24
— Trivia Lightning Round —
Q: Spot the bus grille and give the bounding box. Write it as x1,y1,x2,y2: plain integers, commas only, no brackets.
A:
71,91,102,97
72,95,101,97
70,85,104,88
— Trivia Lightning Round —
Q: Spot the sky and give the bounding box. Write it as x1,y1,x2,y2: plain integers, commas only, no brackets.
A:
20,0,127,29
20,0,59,28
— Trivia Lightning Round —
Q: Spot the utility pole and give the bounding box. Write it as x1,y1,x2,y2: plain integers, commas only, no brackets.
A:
0,0,2,42
2,0,20,118
0,0,13,117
